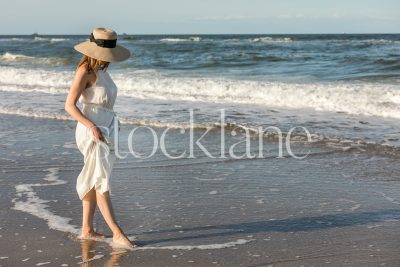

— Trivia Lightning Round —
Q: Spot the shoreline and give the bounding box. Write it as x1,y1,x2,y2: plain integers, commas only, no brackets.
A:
2,114,400,266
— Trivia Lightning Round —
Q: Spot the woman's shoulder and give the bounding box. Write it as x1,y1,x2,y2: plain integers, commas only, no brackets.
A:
76,63,96,85
76,63,91,76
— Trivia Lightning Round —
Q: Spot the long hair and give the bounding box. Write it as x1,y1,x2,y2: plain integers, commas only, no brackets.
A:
76,55,110,73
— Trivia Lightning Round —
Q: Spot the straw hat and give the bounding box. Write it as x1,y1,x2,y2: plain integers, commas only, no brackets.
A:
74,27,131,62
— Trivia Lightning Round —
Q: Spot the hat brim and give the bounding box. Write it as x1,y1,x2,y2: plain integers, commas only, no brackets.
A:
74,40,131,62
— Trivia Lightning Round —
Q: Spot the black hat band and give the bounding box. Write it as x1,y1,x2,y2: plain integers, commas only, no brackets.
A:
90,33,117,48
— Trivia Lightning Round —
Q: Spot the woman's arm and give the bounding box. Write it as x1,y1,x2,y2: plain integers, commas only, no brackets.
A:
65,65,104,141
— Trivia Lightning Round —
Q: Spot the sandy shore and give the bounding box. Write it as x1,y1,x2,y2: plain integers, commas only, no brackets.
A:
1,114,400,266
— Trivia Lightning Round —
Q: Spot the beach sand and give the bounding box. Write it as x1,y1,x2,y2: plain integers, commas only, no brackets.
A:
2,114,400,266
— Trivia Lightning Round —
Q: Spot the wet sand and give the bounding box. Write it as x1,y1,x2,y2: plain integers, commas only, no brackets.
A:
1,114,400,266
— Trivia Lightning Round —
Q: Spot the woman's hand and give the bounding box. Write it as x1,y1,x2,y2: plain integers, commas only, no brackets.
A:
90,125,105,142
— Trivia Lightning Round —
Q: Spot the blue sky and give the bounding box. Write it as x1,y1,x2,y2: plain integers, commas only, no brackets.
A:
1,0,399,34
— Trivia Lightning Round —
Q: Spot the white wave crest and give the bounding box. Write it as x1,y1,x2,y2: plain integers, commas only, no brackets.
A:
226,37,293,43
0,52,35,61
33,37,69,42
160,37,202,42
0,66,72,91
0,52,67,65
1,66,400,119
0,37,68,43
250,37,293,42
112,72,400,119
49,38,68,42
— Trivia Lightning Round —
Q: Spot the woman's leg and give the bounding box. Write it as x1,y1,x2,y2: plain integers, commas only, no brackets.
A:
96,190,136,248
79,187,106,238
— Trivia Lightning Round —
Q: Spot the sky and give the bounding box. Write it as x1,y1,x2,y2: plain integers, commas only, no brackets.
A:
1,0,399,34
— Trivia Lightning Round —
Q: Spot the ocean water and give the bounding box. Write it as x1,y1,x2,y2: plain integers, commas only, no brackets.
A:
0,34,399,154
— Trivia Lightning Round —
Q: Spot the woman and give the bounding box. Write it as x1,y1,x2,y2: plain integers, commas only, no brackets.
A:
64,27,135,248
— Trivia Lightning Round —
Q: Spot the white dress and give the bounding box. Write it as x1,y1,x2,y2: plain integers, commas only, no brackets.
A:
75,68,120,200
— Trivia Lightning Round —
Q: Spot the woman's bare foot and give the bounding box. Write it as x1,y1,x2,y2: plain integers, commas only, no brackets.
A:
112,232,137,248
79,230,107,239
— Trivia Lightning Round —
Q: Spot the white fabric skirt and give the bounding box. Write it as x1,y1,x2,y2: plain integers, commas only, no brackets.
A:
75,104,119,200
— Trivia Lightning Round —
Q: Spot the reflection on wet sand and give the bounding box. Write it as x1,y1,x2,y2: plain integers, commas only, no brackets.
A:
79,239,129,267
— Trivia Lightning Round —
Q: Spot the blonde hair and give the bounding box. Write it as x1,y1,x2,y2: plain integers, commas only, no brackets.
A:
76,55,110,73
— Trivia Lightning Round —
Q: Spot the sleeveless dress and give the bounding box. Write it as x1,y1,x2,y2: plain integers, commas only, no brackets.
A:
75,68,120,200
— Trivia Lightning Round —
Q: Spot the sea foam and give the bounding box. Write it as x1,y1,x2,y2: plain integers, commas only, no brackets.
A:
12,167,80,235
1,66,400,119
0,53,67,66
11,167,255,250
